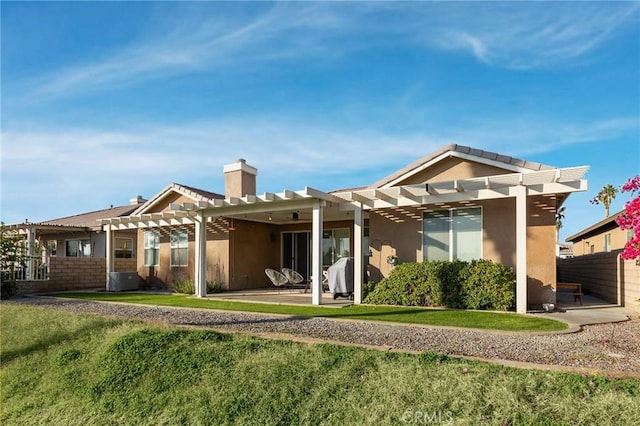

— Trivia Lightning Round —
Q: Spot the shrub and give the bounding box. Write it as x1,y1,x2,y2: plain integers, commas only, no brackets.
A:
173,279,224,295
173,278,195,294
460,260,515,311
206,280,223,294
364,262,441,306
364,260,515,311
1,273,17,300
362,281,377,300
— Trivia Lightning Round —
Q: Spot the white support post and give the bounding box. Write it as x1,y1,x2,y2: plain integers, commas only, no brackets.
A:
194,213,207,298
515,186,528,314
311,200,324,305
353,203,363,304
105,225,114,291
25,226,35,280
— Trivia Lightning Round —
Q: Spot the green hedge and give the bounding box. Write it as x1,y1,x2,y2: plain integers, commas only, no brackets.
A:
364,260,515,311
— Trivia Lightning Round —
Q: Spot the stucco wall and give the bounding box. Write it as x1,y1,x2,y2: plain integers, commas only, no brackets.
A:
366,196,557,306
136,219,231,289
557,250,640,312
397,157,509,186
229,220,278,290
571,226,630,256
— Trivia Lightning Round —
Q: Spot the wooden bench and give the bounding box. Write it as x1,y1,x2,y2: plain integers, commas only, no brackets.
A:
557,282,583,306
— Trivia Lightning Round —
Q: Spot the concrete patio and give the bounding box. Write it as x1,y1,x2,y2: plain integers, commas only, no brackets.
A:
206,287,354,308
538,293,635,327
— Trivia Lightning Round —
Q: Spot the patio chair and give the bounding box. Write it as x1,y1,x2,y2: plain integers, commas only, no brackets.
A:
282,268,305,292
265,268,288,293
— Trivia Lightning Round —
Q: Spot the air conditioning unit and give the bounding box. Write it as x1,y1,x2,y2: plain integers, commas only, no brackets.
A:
108,272,139,291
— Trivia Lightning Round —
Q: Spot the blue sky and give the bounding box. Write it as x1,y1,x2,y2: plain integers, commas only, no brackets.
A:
1,1,639,242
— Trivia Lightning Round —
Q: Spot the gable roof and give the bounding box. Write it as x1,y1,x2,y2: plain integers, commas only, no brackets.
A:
371,144,555,188
565,210,625,243
132,182,224,215
9,204,138,232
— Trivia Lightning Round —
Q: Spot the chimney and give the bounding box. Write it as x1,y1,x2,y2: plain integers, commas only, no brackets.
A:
130,195,147,205
223,158,257,198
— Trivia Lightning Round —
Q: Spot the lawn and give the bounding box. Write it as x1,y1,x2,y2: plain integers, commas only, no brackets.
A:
46,292,567,332
2,304,639,425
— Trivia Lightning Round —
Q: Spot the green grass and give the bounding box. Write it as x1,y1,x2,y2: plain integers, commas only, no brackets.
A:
2,304,639,425
45,292,567,332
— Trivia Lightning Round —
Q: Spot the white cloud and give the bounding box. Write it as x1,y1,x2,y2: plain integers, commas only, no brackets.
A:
426,2,640,69
2,113,637,222
11,1,638,101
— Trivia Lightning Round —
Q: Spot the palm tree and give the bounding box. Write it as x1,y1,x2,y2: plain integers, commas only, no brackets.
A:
591,184,618,217
555,206,566,230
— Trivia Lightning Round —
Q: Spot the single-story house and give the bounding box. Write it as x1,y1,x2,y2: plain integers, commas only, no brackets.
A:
101,145,588,313
565,210,631,255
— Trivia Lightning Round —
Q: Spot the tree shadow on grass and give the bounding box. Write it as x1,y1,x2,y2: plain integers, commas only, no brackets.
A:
1,321,113,364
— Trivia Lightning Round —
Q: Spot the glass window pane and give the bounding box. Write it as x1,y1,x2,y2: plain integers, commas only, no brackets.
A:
144,231,160,266
334,228,350,260
423,210,450,261
170,230,188,266
452,208,482,261
65,240,79,257
322,230,333,266
80,240,92,257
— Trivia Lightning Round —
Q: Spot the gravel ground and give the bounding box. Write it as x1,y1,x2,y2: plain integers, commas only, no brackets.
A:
8,296,640,377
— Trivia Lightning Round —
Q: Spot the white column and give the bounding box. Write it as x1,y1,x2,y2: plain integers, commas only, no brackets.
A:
105,225,114,291
194,213,207,298
25,226,35,280
311,200,324,305
515,186,528,314
353,203,363,304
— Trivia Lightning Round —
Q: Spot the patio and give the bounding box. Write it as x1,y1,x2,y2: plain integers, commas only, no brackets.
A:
544,292,634,327
206,288,354,308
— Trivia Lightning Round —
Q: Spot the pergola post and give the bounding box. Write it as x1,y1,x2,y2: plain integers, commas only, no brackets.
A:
515,186,528,314
105,224,114,291
194,213,207,298
25,226,36,280
311,200,324,305
353,203,363,304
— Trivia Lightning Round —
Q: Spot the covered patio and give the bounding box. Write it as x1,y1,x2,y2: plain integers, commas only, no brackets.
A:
101,166,588,313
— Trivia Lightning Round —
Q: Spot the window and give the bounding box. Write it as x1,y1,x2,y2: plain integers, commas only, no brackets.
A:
46,240,57,256
322,228,350,267
144,231,160,266
423,207,482,261
65,239,91,257
604,233,611,252
115,238,134,258
627,229,634,242
170,229,188,267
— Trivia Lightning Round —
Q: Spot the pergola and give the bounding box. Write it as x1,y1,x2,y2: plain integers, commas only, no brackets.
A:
101,166,588,313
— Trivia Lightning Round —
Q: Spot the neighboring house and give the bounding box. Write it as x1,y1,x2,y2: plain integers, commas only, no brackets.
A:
5,198,144,291
565,210,631,255
559,211,639,312
101,145,588,312
556,243,574,259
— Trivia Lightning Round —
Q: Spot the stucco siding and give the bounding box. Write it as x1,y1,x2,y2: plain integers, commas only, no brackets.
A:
395,157,510,186
572,226,630,256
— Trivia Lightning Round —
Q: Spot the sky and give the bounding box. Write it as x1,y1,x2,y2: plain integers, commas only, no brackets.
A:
1,1,639,242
